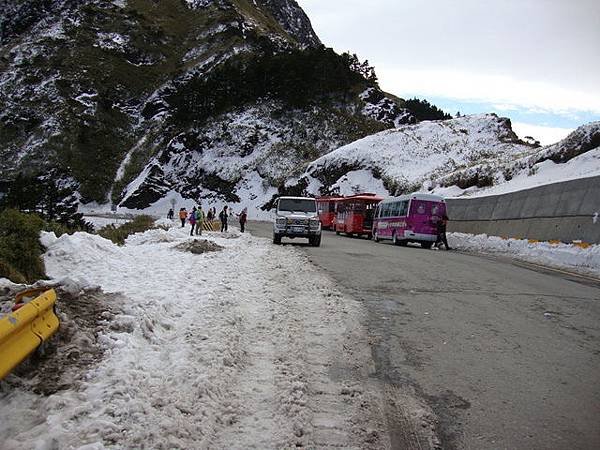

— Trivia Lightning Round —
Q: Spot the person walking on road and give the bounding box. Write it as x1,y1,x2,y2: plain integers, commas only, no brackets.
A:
195,205,205,236
167,208,174,220
435,213,451,250
189,206,197,236
179,208,188,228
219,206,229,232
239,207,248,233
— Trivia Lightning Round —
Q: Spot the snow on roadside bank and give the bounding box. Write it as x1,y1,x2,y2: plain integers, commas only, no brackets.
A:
450,233,600,277
0,223,403,449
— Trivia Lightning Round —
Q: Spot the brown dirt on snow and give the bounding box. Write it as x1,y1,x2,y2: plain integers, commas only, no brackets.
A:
1,286,124,396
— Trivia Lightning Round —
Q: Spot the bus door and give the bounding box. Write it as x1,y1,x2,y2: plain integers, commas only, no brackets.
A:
409,200,442,236
363,201,378,231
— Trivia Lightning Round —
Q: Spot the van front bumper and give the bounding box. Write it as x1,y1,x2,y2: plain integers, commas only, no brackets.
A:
274,225,321,238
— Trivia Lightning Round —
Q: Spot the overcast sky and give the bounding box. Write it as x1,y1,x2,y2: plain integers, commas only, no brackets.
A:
296,0,600,144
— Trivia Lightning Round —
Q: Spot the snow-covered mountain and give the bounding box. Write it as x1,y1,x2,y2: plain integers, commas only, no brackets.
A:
295,115,600,200
0,0,414,206
3,1,598,217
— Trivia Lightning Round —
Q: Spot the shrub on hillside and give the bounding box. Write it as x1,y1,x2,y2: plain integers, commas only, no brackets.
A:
404,98,452,121
0,209,46,283
98,215,156,245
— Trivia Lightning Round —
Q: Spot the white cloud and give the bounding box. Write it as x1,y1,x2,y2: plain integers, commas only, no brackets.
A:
297,0,600,121
376,67,600,116
511,122,573,146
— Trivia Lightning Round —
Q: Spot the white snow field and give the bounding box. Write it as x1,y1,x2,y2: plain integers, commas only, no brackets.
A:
449,233,600,277
0,223,401,449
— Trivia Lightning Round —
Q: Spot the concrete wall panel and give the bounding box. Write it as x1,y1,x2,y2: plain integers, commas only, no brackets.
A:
446,175,600,243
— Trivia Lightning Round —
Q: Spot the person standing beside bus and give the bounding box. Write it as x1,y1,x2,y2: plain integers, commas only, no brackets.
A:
435,213,452,250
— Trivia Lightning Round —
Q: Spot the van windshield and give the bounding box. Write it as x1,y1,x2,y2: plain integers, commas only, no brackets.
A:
279,198,316,213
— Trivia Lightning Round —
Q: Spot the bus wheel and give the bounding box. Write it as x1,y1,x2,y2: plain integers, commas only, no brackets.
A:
421,242,433,249
335,230,340,235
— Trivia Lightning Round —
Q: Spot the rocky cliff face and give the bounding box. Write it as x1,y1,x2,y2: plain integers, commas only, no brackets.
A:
1,0,412,207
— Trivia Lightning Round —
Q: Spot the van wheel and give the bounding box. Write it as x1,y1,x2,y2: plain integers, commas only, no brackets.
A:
273,234,281,245
310,236,322,247
421,242,433,249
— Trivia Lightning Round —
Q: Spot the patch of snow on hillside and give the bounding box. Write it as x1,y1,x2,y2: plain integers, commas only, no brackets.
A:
185,0,213,8
332,170,389,196
94,32,128,51
462,147,600,198
306,114,530,197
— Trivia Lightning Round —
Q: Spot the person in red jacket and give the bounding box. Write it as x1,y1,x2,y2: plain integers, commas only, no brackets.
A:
179,208,188,228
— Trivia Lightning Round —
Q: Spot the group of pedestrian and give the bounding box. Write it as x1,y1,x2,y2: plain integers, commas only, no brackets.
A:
167,204,248,235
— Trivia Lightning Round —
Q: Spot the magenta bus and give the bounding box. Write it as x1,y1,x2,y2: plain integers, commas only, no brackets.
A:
372,193,446,248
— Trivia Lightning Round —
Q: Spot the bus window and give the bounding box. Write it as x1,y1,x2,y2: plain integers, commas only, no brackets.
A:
388,202,397,217
382,203,390,217
398,200,408,217
411,200,432,216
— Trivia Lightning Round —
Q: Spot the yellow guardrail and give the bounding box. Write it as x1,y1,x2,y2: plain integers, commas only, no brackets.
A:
0,288,59,380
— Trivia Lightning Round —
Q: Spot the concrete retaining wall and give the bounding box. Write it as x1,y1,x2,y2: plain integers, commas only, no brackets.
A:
446,176,600,243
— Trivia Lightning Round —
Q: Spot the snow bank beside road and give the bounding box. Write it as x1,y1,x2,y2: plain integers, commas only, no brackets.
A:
451,233,600,277
1,224,395,449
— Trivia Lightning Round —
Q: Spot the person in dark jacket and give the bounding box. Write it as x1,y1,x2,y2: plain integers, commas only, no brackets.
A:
435,214,451,250
239,207,248,233
189,206,197,236
167,208,174,220
219,206,229,232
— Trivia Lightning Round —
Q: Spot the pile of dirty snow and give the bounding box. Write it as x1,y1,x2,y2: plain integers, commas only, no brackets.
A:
1,221,395,449
450,233,600,276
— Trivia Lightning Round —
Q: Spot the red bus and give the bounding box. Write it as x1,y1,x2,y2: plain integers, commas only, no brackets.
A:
334,193,383,238
316,196,343,229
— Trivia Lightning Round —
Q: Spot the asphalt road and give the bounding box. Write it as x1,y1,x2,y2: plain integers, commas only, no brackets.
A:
247,221,600,450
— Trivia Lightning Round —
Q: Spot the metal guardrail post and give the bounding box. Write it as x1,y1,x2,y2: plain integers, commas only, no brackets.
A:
0,289,59,380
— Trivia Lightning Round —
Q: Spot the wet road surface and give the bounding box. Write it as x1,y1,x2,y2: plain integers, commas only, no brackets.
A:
248,221,600,450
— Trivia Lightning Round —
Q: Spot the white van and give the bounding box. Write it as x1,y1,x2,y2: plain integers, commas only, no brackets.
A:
272,196,322,246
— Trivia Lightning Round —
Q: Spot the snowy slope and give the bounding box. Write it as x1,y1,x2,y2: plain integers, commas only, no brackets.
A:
296,115,600,200
302,114,534,196
0,224,406,449
107,115,600,219
430,120,600,198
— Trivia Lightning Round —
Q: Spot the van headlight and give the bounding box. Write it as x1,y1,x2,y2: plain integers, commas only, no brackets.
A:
276,217,286,226
309,219,321,229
